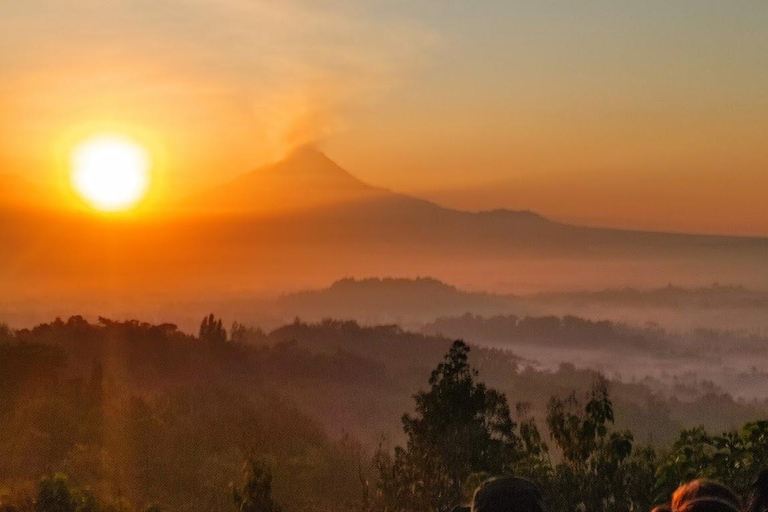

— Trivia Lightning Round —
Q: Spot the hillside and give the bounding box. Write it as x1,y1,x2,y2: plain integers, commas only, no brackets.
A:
273,277,524,326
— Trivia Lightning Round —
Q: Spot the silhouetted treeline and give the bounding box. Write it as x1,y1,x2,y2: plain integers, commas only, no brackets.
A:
423,312,768,356
372,341,768,512
1,316,768,511
423,313,669,353
0,324,366,512
535,283,768,309
3,316,765,445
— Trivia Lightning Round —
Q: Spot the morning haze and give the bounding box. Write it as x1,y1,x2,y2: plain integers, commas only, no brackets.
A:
2,1,767,233
2,3,768,512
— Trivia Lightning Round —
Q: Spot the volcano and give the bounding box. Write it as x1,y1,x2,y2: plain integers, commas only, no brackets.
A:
1,147,768,306
188,146,388,214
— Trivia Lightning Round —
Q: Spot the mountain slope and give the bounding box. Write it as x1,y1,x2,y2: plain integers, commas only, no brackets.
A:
187,146,387,214
186,146,553,224
1,149,767,300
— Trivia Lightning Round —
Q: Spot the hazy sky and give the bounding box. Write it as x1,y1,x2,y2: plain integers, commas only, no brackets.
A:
1,1,767,234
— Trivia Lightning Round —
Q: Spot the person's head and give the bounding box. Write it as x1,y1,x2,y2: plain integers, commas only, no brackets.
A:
471,476,544,512
677,498,741,512
672,480,740,512
652,505,673,512
752,470,768,497
746,469,768,512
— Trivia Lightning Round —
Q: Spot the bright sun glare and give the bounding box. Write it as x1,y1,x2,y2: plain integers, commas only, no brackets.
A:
70,134,151,212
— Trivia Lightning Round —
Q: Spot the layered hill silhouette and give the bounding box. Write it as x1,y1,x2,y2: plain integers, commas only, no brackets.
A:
190,278,768,334
1,147,768,304
273,277,525,326
276,279,768,318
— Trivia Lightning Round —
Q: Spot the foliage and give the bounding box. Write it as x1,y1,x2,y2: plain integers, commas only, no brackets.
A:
0,323,12,342
199,314,226,344
1,318,370,512
376,348,659,512
35,474,75,512
35,474,100,512
376,340,521,512
231,458,281,512
540,378,656,512
3,316,768,512
514,402,551,483
230,322,269,345
655,421,768,501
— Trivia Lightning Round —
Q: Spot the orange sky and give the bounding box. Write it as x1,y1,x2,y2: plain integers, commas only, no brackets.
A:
1,1,767,235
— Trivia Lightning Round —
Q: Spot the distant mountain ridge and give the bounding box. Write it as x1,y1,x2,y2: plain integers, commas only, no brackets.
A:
188,147,765,247
186,146,555,226
2,148,768,301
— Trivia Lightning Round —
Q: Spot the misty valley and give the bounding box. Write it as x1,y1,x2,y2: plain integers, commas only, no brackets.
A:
4,3,768,510
3,150,768,511
2,296,768,511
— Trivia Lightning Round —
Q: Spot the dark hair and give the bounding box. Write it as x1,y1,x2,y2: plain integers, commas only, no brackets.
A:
677,499,741,512
746,469,768,512
471,476,544,512
672,480,740,511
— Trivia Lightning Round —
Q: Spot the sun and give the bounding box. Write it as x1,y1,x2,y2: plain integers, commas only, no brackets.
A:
70,134,151,212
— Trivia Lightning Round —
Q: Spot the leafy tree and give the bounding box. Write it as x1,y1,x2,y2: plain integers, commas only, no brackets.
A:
655,421,768,501
35,474,100,512
0,323,12,342
36,474,76,512
376,340,521,512
547,378,615,466
231,458,282,512
514,402,551,483
545,378,655,512
199,314,226,344
230,322,269,345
